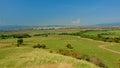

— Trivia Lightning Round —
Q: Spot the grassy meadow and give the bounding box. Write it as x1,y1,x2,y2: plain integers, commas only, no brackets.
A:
105,43,120,52
0,28,120,68
82,30,120,37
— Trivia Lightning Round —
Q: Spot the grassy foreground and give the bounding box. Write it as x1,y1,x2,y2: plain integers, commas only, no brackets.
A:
0,47,98,68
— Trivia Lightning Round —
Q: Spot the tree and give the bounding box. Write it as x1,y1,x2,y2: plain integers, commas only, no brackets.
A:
17,38,23,47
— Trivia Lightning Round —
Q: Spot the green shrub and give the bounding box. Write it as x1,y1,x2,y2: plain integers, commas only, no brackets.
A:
33,44,46,49
17,38,23,44
41,44,46,48
33,45,37,48
58,49,69,55
66,44,73,49
68,50,87,60
17,38,23,47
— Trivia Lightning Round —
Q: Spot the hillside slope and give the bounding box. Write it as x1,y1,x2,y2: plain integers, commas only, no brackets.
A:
0,47,99,68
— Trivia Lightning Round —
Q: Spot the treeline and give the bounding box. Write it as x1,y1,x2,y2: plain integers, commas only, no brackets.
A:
33,33,49,37
0,34,31,39
0,33,50,39
80,34,120,43
59,30,120,43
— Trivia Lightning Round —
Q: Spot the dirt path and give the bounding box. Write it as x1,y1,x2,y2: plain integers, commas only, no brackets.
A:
99,45,120,55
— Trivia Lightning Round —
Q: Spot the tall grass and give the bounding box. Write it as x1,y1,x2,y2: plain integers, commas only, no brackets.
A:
0,47,98,68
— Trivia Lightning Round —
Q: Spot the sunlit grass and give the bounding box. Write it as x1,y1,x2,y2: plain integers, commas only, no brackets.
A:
0,47,98,68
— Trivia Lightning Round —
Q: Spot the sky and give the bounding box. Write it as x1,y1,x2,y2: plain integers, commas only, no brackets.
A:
0,0,120,26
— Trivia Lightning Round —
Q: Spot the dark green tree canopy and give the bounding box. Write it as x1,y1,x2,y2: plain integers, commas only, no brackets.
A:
17,38,23,44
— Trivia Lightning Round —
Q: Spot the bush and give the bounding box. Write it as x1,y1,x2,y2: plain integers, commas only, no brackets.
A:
58,49,69,55
41,44,46,48
90,56,107,68
33,44,46,49
33,44,38,48
17,38,23,47
66,44,73,49
68,50,87,60
58,49,88,60
49,50,53,53
17,38,23,44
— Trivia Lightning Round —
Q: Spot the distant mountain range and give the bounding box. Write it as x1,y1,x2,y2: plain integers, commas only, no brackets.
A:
94,22,120,26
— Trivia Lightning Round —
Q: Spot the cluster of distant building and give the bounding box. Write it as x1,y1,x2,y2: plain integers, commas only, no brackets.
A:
33,26,66,30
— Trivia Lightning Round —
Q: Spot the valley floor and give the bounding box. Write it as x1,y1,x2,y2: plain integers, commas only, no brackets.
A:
0,35,120,68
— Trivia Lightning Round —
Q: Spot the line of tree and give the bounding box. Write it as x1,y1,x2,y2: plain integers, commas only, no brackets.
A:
0,34,31,39
33,33,49,37
79,33,120,43
59,30,120,43
0,34,13,39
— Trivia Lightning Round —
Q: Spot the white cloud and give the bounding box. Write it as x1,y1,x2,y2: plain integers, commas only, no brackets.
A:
72,18,80,25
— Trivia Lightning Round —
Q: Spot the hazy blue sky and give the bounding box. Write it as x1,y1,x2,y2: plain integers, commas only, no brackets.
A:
0,0,120,26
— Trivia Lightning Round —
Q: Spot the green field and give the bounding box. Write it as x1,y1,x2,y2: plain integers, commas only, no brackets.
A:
0,29,120,68
105,43,120,52
82,30,120,37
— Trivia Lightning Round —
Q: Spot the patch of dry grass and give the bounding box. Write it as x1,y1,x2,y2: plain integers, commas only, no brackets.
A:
0,44,11,48
27,62,72,68
0,48,99,68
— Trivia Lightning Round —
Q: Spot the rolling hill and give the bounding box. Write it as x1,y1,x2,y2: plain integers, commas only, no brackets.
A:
0,47,98,68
